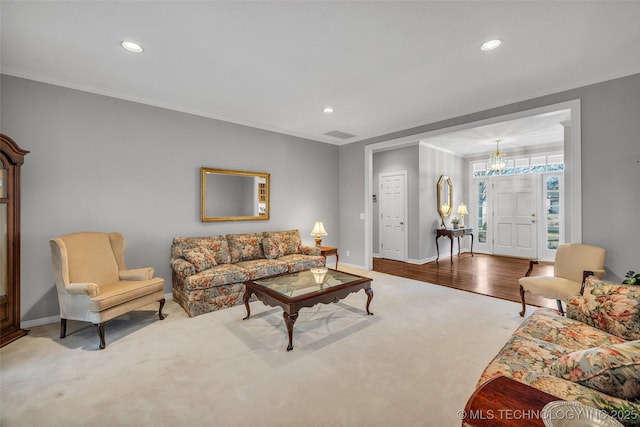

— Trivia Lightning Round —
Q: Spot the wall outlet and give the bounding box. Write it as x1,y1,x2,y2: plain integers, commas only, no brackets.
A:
346,250,350,256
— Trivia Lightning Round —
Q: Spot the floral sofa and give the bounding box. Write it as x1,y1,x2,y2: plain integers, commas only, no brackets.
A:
170,229,325,317
478,277,640,426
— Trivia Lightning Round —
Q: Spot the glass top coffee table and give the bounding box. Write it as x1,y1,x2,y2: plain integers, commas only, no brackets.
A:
243,268,373,351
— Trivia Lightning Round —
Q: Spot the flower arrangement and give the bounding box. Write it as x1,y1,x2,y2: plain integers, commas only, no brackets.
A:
622,270,639,285
451,217,459,228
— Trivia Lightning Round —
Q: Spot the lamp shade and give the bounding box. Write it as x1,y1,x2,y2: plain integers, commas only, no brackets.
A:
457,203,468,216
310,221,328,237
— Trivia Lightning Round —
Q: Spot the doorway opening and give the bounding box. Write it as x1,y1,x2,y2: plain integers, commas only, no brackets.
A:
364,99,581,270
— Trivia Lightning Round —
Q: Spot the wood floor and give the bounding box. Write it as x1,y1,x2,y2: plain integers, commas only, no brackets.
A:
373,253,557,311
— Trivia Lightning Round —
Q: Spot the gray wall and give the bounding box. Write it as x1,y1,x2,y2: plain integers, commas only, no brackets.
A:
418,144,466,261
372,144,467,263
339,73,640,279
1,75,339,322
3,72,639,322
372,146,419,259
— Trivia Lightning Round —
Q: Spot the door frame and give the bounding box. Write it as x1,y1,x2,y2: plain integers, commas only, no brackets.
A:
364,99,581,270
378,171,408,262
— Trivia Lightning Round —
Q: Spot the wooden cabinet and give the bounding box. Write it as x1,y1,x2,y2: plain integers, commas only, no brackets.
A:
0,134,29,347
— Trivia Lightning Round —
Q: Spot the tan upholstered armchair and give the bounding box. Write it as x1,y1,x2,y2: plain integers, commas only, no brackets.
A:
518,243,606,317
49,232,165,349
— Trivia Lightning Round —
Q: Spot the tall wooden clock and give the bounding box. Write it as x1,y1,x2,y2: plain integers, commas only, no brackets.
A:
0,134,29,347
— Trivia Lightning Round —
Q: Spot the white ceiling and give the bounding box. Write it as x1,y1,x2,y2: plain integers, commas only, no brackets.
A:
420,108,570,158
2,1,640,150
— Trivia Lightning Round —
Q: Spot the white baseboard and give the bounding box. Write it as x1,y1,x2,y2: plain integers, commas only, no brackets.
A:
337,261,368,271
22,315,60,329
21,292,174,329
373,256,439,265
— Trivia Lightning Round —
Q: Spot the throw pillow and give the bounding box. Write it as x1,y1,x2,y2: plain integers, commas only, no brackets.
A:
183,248,217,273
264,230,301,256
567,277,640,340
227,233,264,263
550,341,640,400
262,237,285,259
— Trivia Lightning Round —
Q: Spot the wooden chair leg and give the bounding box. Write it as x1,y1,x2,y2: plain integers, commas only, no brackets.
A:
60,318,67,339
556,299,565,316
96,323,106,350
158,298,166,320
519,285,526,317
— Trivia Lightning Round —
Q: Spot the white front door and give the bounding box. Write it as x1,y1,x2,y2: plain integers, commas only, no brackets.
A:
379,172,406,261
493,175,538,259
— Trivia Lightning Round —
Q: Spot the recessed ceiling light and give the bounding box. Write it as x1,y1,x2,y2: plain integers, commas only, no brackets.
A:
323,107,334,114
121,41,144,53
480,39,502,51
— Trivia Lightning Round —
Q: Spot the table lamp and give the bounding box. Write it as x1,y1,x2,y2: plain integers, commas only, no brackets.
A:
310,221,327,247
456,203,468,228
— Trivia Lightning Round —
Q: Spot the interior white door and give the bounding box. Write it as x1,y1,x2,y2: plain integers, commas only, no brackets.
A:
493,175,538,258
379,172,406,261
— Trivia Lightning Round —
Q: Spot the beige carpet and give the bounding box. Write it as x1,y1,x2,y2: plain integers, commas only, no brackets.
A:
0,267,534,426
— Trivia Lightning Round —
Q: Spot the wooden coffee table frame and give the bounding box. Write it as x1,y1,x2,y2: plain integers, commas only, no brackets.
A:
462,376,558,426
243,269,373,351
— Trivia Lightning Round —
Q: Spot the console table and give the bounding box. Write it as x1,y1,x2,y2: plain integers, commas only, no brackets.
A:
462,376,558,426
435,227,474,263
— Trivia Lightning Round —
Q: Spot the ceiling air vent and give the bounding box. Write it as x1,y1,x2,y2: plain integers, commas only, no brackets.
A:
324,130,356,140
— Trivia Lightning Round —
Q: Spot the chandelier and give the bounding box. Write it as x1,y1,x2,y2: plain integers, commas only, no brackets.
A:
488,140,507,171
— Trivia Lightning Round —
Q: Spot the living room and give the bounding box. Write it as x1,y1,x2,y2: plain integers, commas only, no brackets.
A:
1,2,640,426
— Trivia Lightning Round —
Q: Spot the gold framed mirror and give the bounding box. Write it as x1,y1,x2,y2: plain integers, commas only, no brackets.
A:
437,175,453,228
201,168,270,222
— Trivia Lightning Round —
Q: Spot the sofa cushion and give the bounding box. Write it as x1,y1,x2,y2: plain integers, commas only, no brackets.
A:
514,308,626,351
172,236,231,265
567,278,640,340
183,247,217,273
88,278,164,312
299,244,321,256
262,237,286,259
277,254,326,273
263,230,302,256
185,264,249,290
478,334,573,386
523,373,640,426
551,341,640,400
227,233,265,263
235,259,288,280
